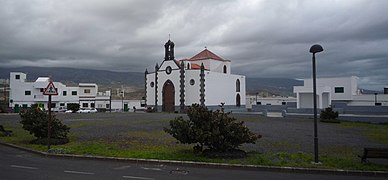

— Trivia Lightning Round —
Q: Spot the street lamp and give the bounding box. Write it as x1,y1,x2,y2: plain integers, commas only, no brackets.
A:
310,44,323,164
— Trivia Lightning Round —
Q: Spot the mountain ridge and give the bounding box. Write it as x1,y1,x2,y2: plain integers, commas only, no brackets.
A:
1,67,303,96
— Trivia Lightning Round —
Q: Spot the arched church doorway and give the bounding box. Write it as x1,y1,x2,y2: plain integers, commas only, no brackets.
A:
163,80,175,112
236,94,241,107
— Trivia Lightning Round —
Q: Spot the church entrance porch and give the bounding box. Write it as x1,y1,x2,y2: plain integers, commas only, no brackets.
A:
162,80,175,112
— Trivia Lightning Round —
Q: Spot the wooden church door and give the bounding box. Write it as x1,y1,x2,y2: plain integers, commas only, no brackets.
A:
162,80,175,112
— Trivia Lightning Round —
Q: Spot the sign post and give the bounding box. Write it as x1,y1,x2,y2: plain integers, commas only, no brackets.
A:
43,81,58,151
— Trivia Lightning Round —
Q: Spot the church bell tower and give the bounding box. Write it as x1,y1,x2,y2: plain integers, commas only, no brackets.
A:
164,39,175,60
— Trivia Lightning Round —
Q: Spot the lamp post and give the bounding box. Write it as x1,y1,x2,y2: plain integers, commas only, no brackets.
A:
310,44,323,164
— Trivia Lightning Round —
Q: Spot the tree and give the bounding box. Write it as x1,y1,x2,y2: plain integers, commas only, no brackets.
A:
19,104,70,144
67,103,80,113
164,104,260,153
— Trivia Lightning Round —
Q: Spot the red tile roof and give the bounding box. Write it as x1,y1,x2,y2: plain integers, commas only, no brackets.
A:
189,49,226,61
190,63,201,69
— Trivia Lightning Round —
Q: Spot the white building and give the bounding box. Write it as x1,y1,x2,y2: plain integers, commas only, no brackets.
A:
246,95,297,106
145,39,246,112
293,76,388,109
9,72,110,111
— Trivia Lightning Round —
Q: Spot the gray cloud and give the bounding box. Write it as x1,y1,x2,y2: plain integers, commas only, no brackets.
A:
0,0,387,90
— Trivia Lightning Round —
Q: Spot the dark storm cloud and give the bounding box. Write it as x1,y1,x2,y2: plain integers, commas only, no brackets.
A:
0,0,388,90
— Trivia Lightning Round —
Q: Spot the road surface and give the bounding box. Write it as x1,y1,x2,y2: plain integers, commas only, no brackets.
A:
0,144,385,180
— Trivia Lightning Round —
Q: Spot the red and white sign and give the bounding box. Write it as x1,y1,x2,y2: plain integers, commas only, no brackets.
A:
43,81,58,95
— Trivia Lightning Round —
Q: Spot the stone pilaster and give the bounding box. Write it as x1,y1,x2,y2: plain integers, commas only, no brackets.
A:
154,63,159,112
180,61,185,112
200,63,205,106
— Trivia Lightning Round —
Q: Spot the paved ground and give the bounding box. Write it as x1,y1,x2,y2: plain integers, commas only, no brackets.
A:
1,112,387,156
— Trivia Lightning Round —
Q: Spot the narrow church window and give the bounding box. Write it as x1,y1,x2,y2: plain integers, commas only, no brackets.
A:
236,94,241,107
187,63,190,69
236,79,240,92
223,65,227,73
150,82,154,88
190,79,195,85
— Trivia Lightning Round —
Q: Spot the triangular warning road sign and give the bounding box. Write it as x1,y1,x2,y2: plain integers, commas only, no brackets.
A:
43,81,58,95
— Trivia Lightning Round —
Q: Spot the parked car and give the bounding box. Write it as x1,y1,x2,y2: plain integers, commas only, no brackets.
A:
77,108,97,113
65,110,73,113
51,107,67,112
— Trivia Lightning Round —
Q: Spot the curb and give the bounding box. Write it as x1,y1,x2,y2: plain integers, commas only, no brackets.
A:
1,142,387,177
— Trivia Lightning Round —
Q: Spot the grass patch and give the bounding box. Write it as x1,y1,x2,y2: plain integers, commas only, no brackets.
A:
340,122,388,143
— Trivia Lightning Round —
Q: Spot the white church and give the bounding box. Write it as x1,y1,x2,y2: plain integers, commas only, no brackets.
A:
145,39,246,112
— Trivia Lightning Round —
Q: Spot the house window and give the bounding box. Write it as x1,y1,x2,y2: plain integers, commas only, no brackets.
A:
72,91,77,95
25,91,31,95
187,63,190,69
256,102,261,105
91,103,95,108
63,91,67,96
282,102,287,105
190,79,195,86
223,65,227,73
22,104,28,108
106,104,110,108
82,103,88,108
15,75,20,79
84,89,91,93
40,88,44,92
236,79,240,92
51,103,56,108
60,103,65,107
334,87,344,93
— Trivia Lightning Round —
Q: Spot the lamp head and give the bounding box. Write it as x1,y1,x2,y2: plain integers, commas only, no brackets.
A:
309,44,323,54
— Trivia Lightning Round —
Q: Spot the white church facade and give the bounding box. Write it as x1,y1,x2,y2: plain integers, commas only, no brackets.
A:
145,40,246,112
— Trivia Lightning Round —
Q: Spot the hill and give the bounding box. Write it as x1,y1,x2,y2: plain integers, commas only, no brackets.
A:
246,77,303,97
0,67,304,96
0,67,144,86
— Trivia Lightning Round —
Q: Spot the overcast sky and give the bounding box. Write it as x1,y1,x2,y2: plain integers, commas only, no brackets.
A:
1,0,388,90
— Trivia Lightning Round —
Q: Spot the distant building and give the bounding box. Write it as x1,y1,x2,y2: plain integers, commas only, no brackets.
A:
9,72,110,112
145,39,246,112
293,76,388,109
246,95,296,106
0,79,10,112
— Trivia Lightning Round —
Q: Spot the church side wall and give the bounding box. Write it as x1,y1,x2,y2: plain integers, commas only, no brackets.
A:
185,70,201,105
204,72,246,106
210,61,231,74
146,73,155,105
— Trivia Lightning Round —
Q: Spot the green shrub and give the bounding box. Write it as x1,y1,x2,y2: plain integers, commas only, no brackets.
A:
320,107,339,123
164,104,261,153
67,103,80,113
19,104,70,144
